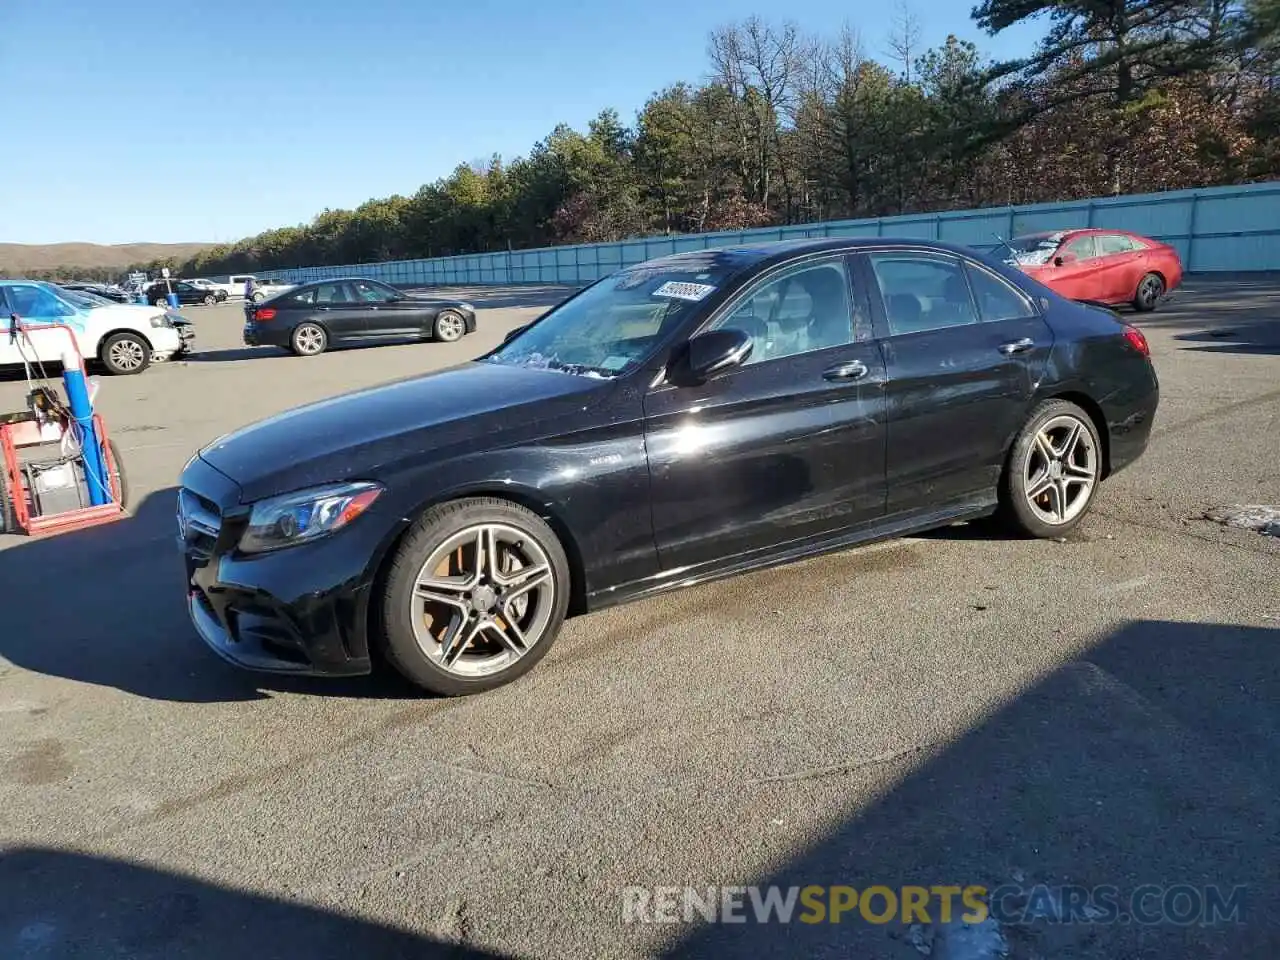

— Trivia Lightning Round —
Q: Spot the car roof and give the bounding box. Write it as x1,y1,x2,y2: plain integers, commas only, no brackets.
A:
637,236,990,273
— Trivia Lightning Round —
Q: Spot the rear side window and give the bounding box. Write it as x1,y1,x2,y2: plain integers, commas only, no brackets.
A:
965,265,1036,322
1097,234,1135,255
868,253,977,335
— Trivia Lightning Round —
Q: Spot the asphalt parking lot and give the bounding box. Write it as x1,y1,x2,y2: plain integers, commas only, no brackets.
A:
1,277,1277,959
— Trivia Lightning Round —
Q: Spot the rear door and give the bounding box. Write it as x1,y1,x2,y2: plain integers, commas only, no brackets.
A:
858,250,1052,513
1094,233,1145,302
644,253,888,572
349,279,425,338
306,281,367,341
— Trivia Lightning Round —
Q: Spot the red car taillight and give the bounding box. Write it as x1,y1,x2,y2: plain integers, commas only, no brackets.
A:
1122,325,1150,358
255,308,277,322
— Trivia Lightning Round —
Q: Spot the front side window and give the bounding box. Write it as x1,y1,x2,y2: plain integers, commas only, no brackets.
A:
868,253,977,335
353,280,398,303
7,284,80,321
1061,235,1098,261
964,264,1036,323
707,257,861,365
486,258,741,379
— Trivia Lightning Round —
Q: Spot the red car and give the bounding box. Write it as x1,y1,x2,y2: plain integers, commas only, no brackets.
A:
1003,229,1183,312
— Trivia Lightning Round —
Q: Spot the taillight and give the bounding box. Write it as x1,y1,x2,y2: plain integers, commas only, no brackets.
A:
256,308,277,322
1122,325,1150,358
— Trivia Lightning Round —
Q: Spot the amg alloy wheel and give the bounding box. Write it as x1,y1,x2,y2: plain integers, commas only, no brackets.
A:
1002,400,1102,538
380,497,570,695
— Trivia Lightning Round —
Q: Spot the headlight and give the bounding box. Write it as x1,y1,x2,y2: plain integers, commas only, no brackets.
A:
238,481,383,554
150,314,172,328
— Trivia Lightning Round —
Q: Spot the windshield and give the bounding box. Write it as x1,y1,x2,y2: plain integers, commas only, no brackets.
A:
1004,233,1064,266
58,286,113,307
485,260,738,379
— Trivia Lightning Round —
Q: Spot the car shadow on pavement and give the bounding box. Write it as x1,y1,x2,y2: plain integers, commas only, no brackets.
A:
185,347,280,363
0,848,509,959
1172,325,1280,357
0,488,419,703
665,618,1280,959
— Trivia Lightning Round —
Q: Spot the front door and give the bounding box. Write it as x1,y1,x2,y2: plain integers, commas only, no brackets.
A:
644,253,889,573
349,279,423,338
0,283,88,366
1046,234,1107,301
859,250,1052,513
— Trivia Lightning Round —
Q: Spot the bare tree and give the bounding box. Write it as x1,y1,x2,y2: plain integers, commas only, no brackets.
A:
708,16,806,216
886,0,922,84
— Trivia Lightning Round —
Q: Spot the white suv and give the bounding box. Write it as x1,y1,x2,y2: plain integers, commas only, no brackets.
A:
1,281,191,375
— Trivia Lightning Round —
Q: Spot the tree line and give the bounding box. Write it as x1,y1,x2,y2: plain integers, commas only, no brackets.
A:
112,0,1280,280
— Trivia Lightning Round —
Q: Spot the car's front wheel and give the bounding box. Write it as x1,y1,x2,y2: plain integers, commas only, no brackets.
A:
1133,272,1164,312
433,310,467,343
100,332,152,375
290,323,328,356
203,294,216,305
379,497,571,696
1000,399,1103,538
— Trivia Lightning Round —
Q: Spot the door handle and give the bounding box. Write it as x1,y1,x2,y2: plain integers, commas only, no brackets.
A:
999,337,1035,355
822,360,869,381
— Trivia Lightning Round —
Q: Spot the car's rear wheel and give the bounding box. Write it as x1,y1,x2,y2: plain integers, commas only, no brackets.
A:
252,291,266,303
379,497,571,696
433,310,466,343
203,294,216,305
100,332,151,375
1000,399,1102,538
1133,272,1164,312
290,323,328,356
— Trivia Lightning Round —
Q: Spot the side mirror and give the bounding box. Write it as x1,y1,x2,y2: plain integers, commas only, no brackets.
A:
1054,252,1077,267
671,328,753,384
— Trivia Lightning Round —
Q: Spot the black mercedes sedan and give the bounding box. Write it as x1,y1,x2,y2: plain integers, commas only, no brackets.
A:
179,237,1158,696
242,277,477,356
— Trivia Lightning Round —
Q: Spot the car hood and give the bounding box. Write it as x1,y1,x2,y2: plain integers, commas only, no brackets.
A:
198,360,608,502
85,304,171,326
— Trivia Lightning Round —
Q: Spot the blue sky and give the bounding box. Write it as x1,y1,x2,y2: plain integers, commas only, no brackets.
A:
1,0,1044,245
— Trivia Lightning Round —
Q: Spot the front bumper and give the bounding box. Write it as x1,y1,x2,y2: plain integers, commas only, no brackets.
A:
151,324,193,361
178,457,381,677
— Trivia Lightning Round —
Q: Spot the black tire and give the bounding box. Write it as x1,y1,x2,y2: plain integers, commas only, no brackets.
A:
290,322,328,357
0,469,14,535
999,399,1103,539
379,497,571,696
150,295,166,307
106,439,130,510
433,310,467,343
203,294,216,305
252,291,266,303
1132,272,1164,312
100,332,152,376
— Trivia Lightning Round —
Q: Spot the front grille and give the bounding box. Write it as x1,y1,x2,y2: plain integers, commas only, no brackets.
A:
178,487,222,558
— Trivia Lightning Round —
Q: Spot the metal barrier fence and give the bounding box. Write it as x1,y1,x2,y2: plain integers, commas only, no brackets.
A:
260,181,1280,287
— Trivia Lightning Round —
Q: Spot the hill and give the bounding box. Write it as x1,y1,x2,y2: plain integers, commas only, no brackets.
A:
0,241,216,275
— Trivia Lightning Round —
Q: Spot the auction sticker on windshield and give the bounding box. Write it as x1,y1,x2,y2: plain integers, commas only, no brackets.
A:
652,281,716,302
